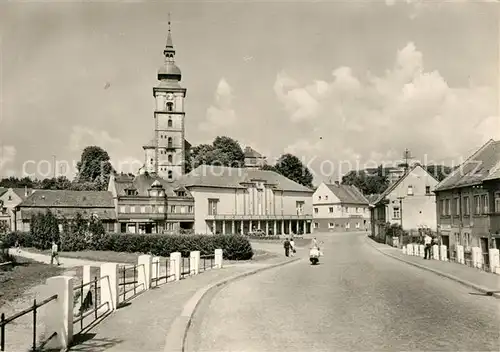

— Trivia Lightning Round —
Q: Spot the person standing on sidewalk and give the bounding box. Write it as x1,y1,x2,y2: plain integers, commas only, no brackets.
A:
424,234,432,260
51,240,61,265
290,237,296,257
283,237,291,257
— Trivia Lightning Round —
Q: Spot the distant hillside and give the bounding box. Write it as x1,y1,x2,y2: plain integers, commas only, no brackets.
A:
341,164,454,196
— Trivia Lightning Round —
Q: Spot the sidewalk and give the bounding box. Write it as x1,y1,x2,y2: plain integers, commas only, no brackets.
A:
68,256,296,352
368,238,500,295
8,248,127,268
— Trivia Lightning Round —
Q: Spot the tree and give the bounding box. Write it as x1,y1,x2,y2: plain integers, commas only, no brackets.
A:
189,136,245,170
76,146,115,190
30,210,60,250
0,176,38,188
39,176,72,190
273,154,314,189
341,165,389,195
425,165,454,182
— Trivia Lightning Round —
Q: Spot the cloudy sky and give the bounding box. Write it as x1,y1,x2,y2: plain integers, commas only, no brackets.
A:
0,0,498,182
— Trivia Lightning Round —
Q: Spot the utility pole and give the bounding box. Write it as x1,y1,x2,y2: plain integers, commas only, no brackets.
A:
402,148,413,173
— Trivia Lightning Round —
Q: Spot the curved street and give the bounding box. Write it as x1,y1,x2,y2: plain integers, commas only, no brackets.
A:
185,232,500,352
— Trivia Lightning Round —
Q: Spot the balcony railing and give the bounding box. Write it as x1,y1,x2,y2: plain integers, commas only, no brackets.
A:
205,214,312,220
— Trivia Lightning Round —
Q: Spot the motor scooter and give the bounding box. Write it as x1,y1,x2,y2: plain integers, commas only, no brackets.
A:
309,247,320,265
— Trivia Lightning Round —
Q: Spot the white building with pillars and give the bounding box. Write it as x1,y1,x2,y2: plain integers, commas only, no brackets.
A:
179,165,314,235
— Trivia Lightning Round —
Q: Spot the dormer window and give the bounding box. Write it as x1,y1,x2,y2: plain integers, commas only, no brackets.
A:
126,189,137,196
176,191,186,197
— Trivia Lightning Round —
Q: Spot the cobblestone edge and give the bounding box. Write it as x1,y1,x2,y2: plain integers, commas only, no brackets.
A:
163,257,303,352
365,237,500,300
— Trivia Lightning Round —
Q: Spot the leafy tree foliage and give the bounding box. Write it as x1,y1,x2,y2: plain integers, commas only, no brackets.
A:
76,146,115,190
425,165,454,182
272,154,314,189
189,136,245,170
342,165,389,195
30,210,60,249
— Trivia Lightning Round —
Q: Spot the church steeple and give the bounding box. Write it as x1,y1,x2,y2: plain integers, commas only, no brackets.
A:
163,13,175,62
158,13,181,82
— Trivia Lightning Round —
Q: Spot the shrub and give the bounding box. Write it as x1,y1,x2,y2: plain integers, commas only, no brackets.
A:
3,232,254,260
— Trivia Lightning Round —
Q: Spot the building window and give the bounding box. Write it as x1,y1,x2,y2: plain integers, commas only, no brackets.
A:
318,196,321,201
407,185,414,196
314,222,319,229
150,158,154,164
356,222,360,229
329,207,334,213
296,201,304,215
393,207,400,219
7,195,12,201
345,207,349,213
120,206,126,213
180,206,186,214
170,205,176,213
328,222,334,229
168,118,172,127
481,194,489,214
463,196,470,215
168,170,173,179
425,186,431,194
446,199,451,216
140,206,146,213
167,137,173,148
158,206,164,213
188,205,193,213
176,191,186,197
495,192,500,213
167,102,173,111
346,223,350,229
325,195,328,200
474,195,480,215
130,206,136,213
168,154,173,163
208,199,219,215
453,198,459,216
314,208,318,214
356,207,359,213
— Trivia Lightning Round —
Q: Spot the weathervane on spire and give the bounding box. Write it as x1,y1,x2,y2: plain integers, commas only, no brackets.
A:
168,12,171,32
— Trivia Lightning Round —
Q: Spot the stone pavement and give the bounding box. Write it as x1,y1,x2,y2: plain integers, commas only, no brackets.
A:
68,256,295,352
368,238,500,294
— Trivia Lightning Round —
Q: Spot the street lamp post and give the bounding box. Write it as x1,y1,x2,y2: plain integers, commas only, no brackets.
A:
397,196,404,248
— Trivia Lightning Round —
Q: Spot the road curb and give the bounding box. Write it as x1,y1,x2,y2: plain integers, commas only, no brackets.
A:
365,237,500,299
163,257,302,352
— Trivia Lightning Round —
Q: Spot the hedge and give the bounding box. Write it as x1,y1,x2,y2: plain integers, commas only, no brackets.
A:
0,232,254,261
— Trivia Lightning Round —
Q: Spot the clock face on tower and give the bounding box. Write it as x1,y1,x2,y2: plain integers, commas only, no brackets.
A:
166,93,174,100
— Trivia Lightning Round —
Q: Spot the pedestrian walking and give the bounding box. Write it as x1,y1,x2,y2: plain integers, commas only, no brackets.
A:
423,234,432,260
51,240,61,265
290,237,296,257
283,237,291,257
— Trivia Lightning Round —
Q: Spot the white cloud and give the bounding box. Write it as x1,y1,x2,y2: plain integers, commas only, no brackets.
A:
275,42,498,175
0,145,16,177
68,125,124,153
199,78,237,134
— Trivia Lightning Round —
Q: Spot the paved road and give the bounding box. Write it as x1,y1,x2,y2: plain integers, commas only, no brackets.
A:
185,232,500,352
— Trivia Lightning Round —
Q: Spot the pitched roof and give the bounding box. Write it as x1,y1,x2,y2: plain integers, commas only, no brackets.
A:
0,188,35,201
18,207,116,220
179,165,313,193
244,146,263,158
375,164,438,204
435,139,500,191
113,173,193,198
324,183,369,205
19,190,114,208
366,194,381,205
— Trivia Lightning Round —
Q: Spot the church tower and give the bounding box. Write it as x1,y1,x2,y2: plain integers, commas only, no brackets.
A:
143,15,187,181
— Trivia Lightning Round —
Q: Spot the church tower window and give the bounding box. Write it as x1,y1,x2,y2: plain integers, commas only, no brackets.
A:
167,102,173,112
168,154,173,163
168,118,172,127
167,137,173,148
168,170,173,180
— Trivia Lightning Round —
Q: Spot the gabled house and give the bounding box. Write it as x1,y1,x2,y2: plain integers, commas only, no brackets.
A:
433,139,500,258
312,182,370,232
178,165,314,235
108,173,194,234
0,187,35,231
371,164,439,241
15,190,116,232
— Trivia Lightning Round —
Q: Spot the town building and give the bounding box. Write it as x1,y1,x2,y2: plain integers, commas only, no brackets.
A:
312,182,370,232
244,147,267,168
371,164,439,241
108,173,194,234
142,19,190,181
434,139,500,259
0,187,35,232
179,165,314,235
15,190,116,232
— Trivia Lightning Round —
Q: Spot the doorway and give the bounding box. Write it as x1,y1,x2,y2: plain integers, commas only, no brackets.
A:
480,237,489,267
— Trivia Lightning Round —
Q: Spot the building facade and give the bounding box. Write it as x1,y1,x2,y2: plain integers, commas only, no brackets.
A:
15,190,116,232
312,182,370,232
244,147,267,168
434,139,500,258
371,164,439,240
0,188,35,231
142,20,189,181
108,173,194,234
179,165,313,235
